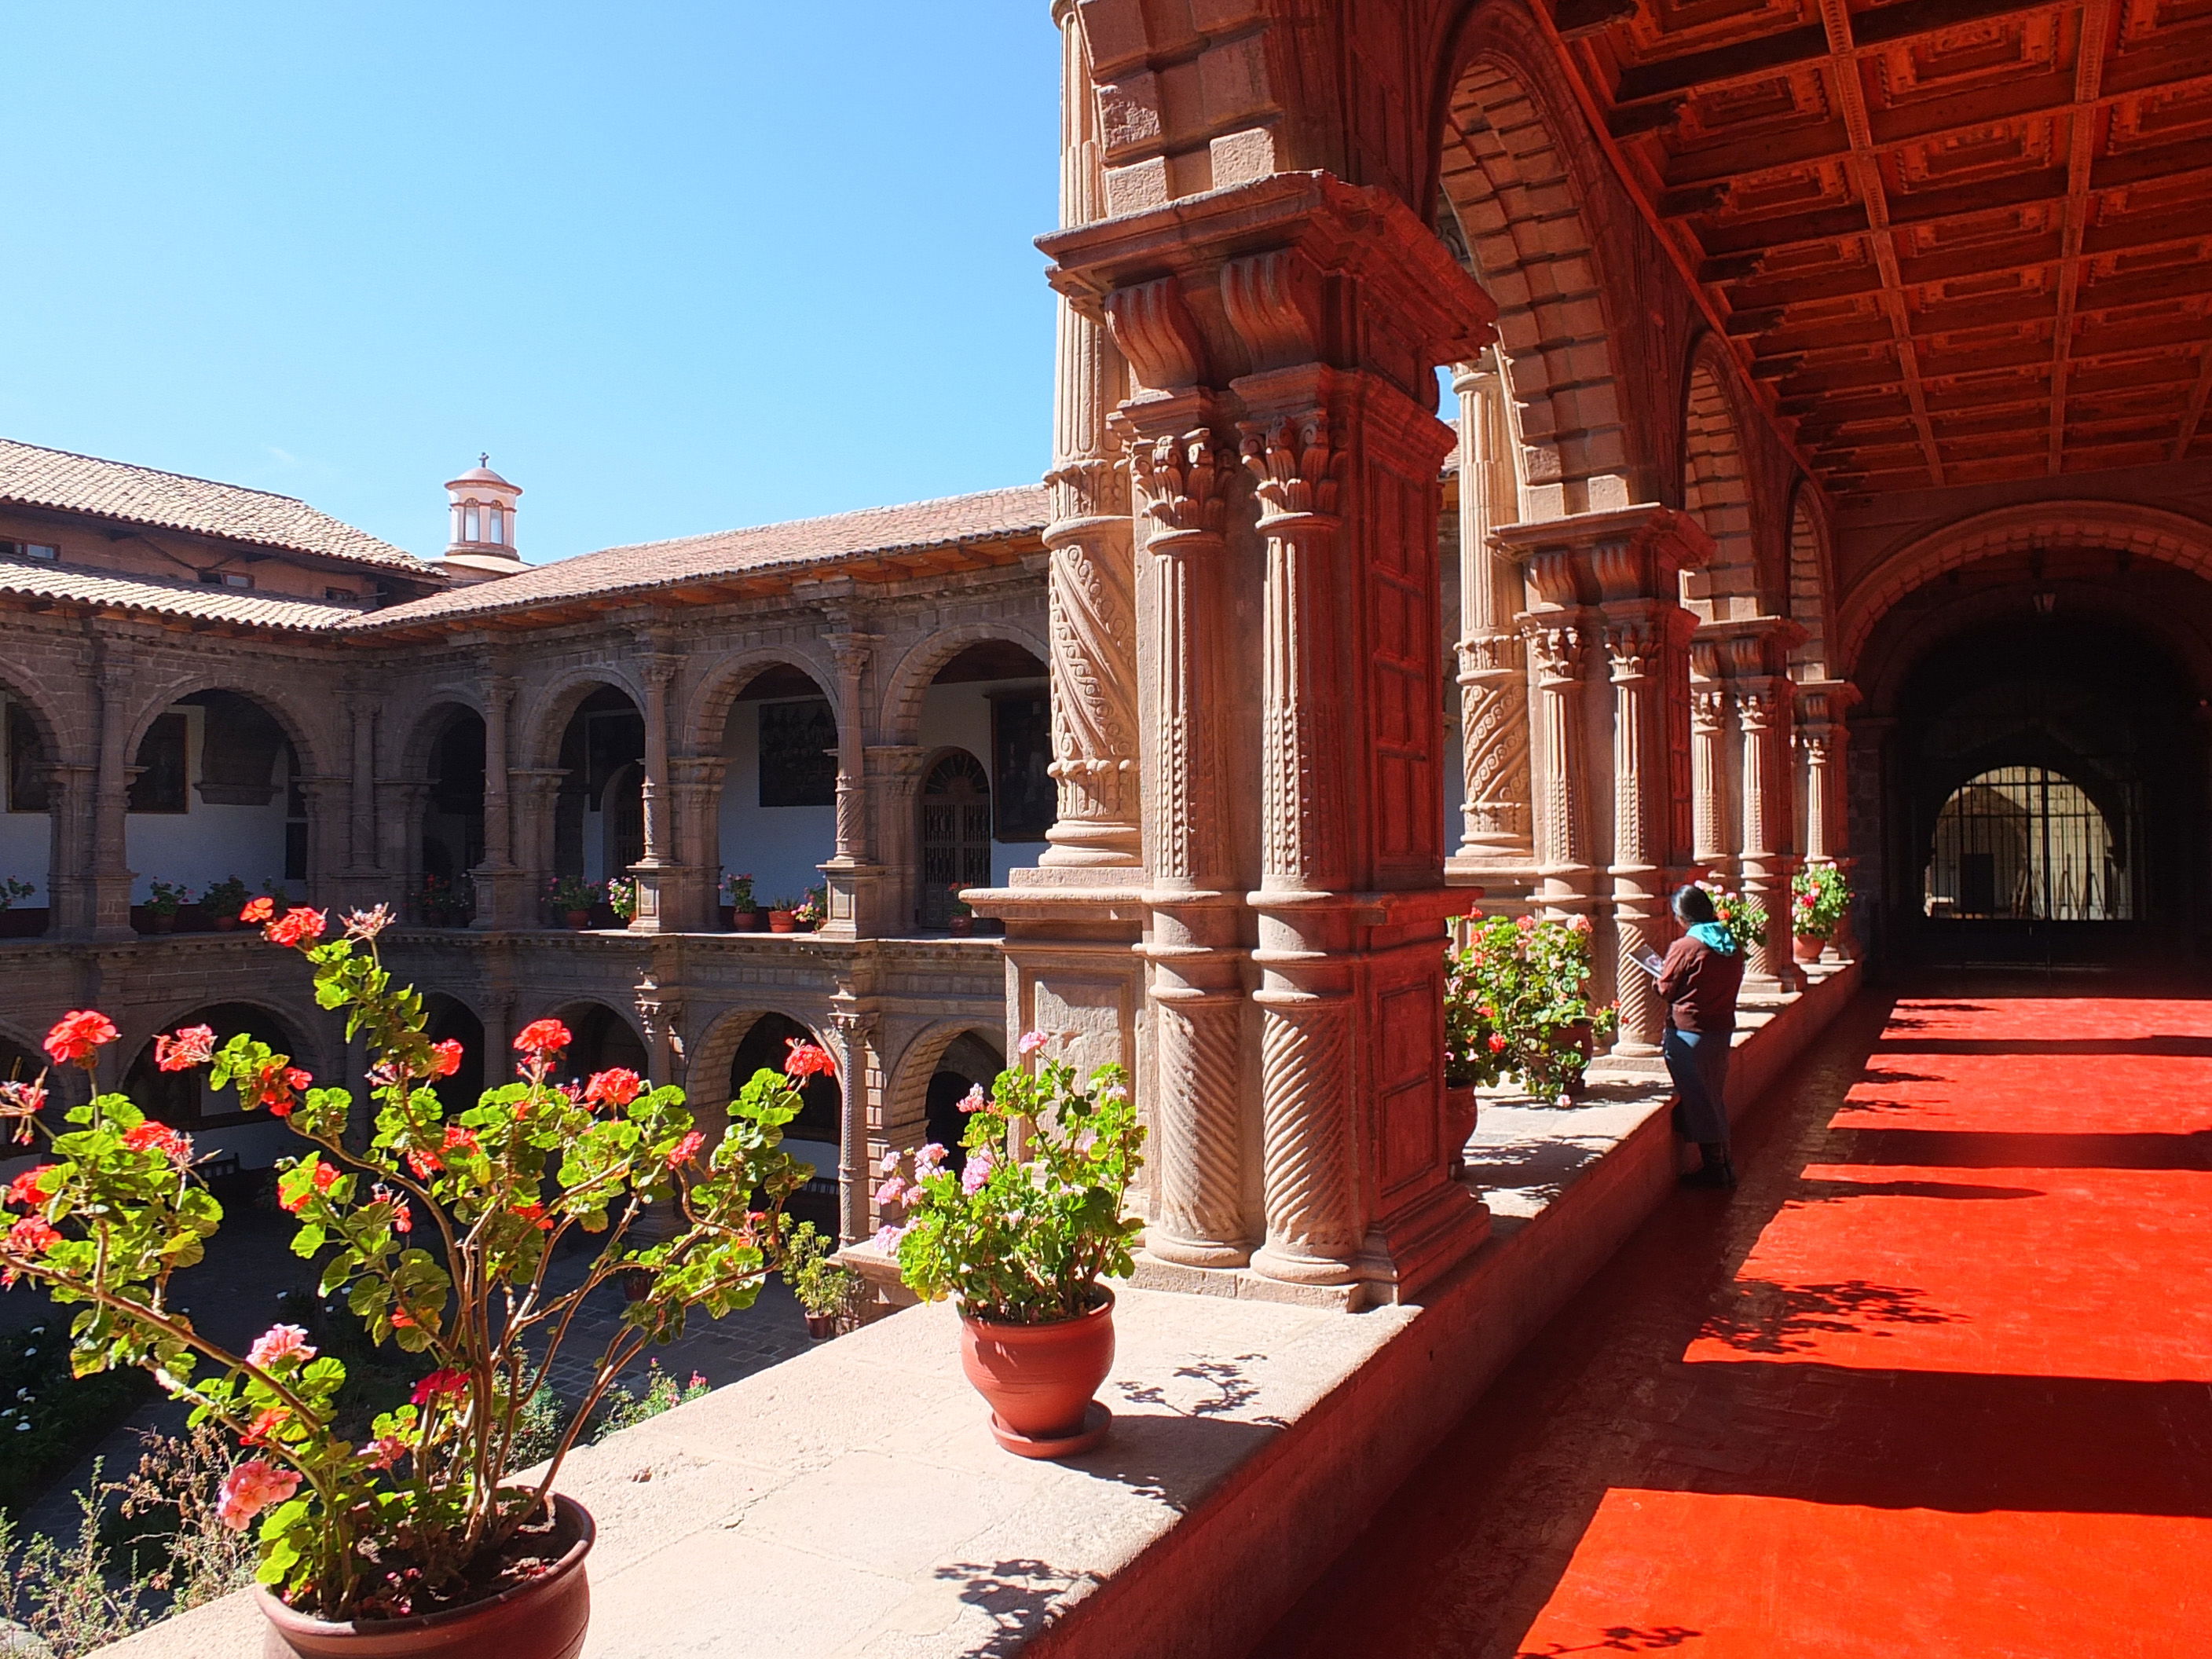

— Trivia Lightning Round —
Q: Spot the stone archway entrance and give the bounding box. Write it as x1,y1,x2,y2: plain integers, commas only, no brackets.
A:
917,751,991,931
1879,613,2204,965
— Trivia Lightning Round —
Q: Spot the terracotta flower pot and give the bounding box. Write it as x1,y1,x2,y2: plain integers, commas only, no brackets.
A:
564,910,592,930
958,1288,1115,1459
254,1494,594,1659
730,907,763,932
1444,1083,1481,1180
1793,932,1826,961
146,912,177,934
948,914,974,936
804,1312,838,1340
767,910,796,933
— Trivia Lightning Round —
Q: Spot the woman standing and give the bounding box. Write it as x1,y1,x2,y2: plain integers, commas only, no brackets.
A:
1656,884,1745,1188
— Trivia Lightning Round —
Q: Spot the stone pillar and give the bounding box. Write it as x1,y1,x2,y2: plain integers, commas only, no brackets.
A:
301,778,350,898
508,769,568,927
827,1005,877,1244
347,693,377,875
1127,412,1251,1269
1694,619,1806,992
90,660,136,939
1796,678,1861,958
381,782,429,916
1494,509,1712,1051
1240,394,1360,1285
667,753,727,932
1448,356,1533,877
471,677,531,930
46,762,96,939
815,632,884,939
865,745,930,932
1690,679,1731,886
626,655,680,933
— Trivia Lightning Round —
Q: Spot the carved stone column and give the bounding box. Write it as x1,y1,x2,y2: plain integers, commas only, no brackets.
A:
1240,394,1361,1285
507,769,567,927
626,654,680,933
89,656,137,939
865,745,930,931
45,762,96,939
381,783,429,917
471,676,531,930
346,690,377,876
1695,619,1806,993
1496,507,1712,1051
1448,356,1533,879
815,632,884,939
827,1005,878,1244
1127,411,1251,1269
666,753,726,932
300,777,350,895
1690,679,1731,887
1796,677,1861,959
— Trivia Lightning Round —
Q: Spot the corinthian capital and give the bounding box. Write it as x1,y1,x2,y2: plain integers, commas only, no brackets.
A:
1130,429,1229,538
1238,408,1342,521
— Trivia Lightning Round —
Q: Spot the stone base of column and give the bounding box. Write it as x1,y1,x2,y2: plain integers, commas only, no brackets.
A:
1128,1251,1363,1311
814,859,887,940
1355,1177,1492,1309
470,865,534,931
1444,855,1539,905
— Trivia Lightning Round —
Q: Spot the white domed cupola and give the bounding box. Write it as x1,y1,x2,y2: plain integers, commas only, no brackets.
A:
439,455,526,582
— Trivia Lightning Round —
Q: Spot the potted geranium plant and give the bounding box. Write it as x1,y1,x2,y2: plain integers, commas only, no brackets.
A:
880,1037,1142,1459
780,1220,857,1339
1447,912,1615,1106
0,899,815,1657
722,873,760,932
1697,881,1771,957
417,873,474,928
141,880,192,934
943,886,975,936
204,876,253,932
1790,863,1848,960
545,877,602,931
791,888,826,933
764,895,800,935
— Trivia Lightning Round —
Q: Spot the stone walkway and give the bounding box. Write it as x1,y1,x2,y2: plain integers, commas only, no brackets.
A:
1258,980,2212,1657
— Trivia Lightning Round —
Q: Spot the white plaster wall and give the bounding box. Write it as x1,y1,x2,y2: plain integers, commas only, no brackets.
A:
123,706,296,902
716,699,837,906
917,679,1049,884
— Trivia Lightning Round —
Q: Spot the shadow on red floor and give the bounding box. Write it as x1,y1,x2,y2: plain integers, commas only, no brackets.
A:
1252,978,2212,1659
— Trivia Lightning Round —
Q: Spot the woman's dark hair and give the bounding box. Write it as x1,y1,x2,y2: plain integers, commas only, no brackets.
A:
1672,884,1717,926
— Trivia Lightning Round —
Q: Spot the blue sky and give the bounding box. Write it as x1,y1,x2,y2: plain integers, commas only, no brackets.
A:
0,3,1061,563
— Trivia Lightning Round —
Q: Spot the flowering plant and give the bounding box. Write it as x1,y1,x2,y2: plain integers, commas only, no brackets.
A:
544,875,602,916
416,872,474,928
142,881,192,917
0,877,34,910
203,876,253,917
1445,912,1617,1101
1790,863,1849,940
945,884,973,921
792,888,826,928
1696,881,1771,950
721,872,755,911
605,878,638,923
882,1038,1142,1324
0,900,818,1622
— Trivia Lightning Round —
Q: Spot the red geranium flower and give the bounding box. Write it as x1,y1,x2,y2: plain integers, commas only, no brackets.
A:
154,1024,217,1072
410,1368,469,1407
665,1130,705,1170
427,1039,463,1079
280,1160,341,1214
122,1121,193,1165
258,1065,312,1117
43,1010,118,1068
239,895,275,925
4,1215,60,1256
265,907,328,948
510,1200,552,1231
441,1125,481,1157
7,1166,57,1207
584,1068,644,1108
404,1147,441,1180
512,1020,571,1058
782,1039,837,1083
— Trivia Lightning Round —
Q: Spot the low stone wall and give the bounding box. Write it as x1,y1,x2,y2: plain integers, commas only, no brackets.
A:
95,963,1858,1659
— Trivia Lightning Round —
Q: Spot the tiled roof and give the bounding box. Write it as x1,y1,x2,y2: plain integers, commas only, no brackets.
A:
351,484,1051,629
0,555,368,632
0,438,429,572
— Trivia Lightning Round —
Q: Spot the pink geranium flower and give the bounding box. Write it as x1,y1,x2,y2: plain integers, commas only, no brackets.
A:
247,1324,317,1369
217,1459,301,1530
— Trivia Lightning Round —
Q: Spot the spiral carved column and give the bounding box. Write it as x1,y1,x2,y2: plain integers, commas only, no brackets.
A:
1451,358,1532,867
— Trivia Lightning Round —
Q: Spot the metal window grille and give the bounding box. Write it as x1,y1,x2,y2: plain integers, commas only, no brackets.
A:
1925,764,2133,921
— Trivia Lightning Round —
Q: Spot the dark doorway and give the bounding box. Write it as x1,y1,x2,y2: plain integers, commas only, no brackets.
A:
918,750,991,930
921,1031,1005,1172
1884,613,2203,965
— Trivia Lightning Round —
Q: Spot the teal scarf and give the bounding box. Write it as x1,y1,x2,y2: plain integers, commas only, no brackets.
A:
1688,921,1738,955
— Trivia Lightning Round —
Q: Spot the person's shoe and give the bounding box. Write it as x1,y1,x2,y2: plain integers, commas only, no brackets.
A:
1679,1159,1738,1189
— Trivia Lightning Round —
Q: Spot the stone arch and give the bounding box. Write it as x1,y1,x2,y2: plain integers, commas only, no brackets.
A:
1837,502,2212,675
880,622,1050,749
1785,486,1834,682
685,646,843,756
119,675,331,782
516,667,645,773
1435,38,1633,520
397,694,489,778
683,1001,836,1119
1681,349,1765,621
882,1018,1007,1155
0,668,77,765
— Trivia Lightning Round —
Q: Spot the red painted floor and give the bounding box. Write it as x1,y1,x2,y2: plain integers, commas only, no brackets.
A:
1256,984,2212,1659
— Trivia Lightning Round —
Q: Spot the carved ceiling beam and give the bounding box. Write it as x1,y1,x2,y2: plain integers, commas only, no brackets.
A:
2048,0,2117,475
